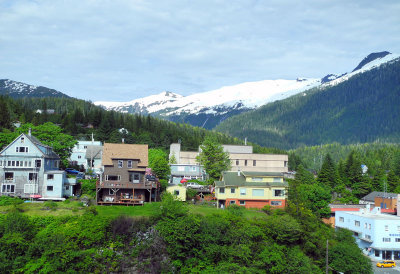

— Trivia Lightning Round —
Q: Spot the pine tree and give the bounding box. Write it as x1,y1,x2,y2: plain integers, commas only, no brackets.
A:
317,153,340,189
196,136,231,182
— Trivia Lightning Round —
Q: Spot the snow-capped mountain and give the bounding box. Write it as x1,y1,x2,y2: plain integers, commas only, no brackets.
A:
0,79,70,98
95,51,399,129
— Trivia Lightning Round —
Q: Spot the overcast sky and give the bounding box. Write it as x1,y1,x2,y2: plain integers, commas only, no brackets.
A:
1,0,399,101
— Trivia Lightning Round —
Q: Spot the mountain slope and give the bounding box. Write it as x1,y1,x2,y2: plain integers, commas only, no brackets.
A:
215,55,400,149
94,78,321,129
0,79,70,98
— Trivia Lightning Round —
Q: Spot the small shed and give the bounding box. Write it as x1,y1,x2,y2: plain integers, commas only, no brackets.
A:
166,184,186,201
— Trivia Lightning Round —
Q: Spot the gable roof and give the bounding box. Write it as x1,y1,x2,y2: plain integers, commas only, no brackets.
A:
361,191,398,202
85,145,103,159
0,133,60,159
215,171,288,188
102,143,148,167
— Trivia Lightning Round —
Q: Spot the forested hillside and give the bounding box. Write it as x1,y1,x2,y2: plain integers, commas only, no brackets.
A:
216,58,400,149
0,95,281,154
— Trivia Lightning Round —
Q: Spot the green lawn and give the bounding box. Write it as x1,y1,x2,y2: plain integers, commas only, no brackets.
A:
188,204,267,219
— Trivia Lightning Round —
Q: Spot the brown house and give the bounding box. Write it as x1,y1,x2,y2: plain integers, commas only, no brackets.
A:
96,143,159,205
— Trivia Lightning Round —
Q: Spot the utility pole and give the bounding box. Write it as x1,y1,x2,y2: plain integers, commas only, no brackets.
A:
326,239,329,274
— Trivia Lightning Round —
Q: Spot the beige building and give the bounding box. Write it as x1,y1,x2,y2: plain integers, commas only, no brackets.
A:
169,143,288,173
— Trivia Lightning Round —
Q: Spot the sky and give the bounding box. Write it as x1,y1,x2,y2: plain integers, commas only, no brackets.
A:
0,0,400,101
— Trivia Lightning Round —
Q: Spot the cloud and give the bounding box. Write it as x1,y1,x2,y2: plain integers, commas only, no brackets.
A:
0,0,399,101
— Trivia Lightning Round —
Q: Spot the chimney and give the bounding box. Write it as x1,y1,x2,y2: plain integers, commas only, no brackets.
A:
28,128,32,137
122,138,125,144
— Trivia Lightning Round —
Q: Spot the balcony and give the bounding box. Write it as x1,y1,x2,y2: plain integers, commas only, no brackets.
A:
96,180,158,189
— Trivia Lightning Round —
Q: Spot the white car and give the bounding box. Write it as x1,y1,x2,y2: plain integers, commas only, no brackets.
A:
186,182,204,189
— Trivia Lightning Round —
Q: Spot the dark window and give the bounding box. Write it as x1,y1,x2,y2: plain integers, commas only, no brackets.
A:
239,200,245,205
174,190,179,196
5,172,13,180
230,200,236,205
47,174,54,180
29,173,38,181
231,188,235,194
219,187,225,194
47,186,53,191
35,160,41,168
2,184,15,193
106,175,119,181
253,160,256,166
244,160,247,166
65,185,70,190
235,160,239,166
375,250,380,257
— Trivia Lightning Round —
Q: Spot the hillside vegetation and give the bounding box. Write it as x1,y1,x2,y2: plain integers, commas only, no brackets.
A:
216,58,400,149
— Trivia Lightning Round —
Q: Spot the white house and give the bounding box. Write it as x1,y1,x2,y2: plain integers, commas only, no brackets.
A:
336,205,400,260
69,140,102,170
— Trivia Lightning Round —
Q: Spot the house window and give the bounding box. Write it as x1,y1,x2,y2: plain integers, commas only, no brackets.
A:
127,160,133,168
24,184,38,193
240,188,246,195
5,172,14,181
273,177,282,182
395,238,400,243
118,160,123,168
375,250,380,257
244,160,247,166
252,177,263,182
16,147,28,152
28,173,38,181
191,166,196,171
11,161,15,166
106,175,120,181
339,217,344,222
0,160,2,167
231,188,235,194
47,174,54,180
274,189,284,197
47,186,53,191
364,223,367,228
35,160,41,168
230,200,236,205
65,185,70,190
252,189,264,196
385,225,389,231
253,160,256,166
284,161,288,167
78,155,82,159
355,221,360,227
239,200,245,205
84,146,87,149
28,161,32,167
130,173,140,183
21,137,24,143
365,235,371,240
383,238,391,242
236,160,239,166
2,184,15,193
369,224,371,230
271,201,282,206
219,187,225,194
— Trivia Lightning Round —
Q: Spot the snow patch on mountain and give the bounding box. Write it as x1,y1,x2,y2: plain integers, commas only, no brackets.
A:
322,52,400,87
95,78,321,116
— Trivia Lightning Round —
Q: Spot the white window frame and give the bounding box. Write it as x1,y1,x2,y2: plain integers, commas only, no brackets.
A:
231,188,235,194
271,201,282,206
106,175,121,181
5,172,14,181
2,184,15,193
118,160,123,168
252,189,264,197
24,184,38,194
385,225,389,231
274,189,284,197
219,187,225,194
239,200,245,205
339,217,344,222
355,221,360,227
127,160,133,169
47,185,54,191
230,200,236,205
240,188,246,195
383,238,391,242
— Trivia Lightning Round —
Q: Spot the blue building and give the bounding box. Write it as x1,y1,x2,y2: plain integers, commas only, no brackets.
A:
336,205,400,260
0,131,74,200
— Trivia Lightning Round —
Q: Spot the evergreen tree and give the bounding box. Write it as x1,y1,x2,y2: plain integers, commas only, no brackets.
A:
317,153,340,189
196,136,231,182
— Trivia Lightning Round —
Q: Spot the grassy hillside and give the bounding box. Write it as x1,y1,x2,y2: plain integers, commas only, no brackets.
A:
216,58,400,149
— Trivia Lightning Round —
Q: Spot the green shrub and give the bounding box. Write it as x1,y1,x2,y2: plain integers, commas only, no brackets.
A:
43,201,58,211
80,179,97,197
0,196,24,206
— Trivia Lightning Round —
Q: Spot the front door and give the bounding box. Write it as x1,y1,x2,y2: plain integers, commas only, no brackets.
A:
382,250,392,260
